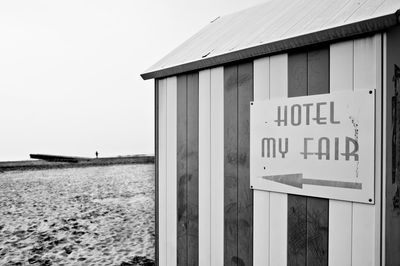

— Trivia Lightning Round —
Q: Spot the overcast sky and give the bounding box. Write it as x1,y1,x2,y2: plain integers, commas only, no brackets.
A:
0,0,267,161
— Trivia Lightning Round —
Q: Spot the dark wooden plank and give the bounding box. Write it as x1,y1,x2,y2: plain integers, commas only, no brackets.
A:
308,48,330,95
288,195,307,266
287,49,330,266
177,75,188,266
224,65,239,265
237,62,253,266
288,52,308,98
386,25,400,266
288,51,308,266
306,47,329,266
306,198,329,266
155,79,159,266
187,73,199,266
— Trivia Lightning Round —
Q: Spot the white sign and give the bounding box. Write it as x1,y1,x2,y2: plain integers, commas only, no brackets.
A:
250,90,375,204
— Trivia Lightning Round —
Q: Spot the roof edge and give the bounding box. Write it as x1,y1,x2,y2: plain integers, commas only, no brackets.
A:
141,12,399,80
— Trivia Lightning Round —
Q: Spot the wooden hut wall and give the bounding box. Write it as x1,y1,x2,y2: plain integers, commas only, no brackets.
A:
253,34,383,266
156,34,384,266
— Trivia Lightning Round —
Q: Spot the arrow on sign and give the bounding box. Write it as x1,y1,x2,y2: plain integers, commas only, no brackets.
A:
261,173,362,190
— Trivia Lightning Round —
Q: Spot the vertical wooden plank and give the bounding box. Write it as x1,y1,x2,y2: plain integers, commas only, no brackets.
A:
253,57,270,266
330,41,354,92
270,54,288,98
329,40,354,266
306,48,329,266
269,53,288,266
253,186,270,265
287,195,307,266
199,69,211,266
237,62,253,266
287,51,308,266
187,73,199,266
385,25,400,266
270,193,288,266
329,201,352,266
177,75,188,266
352,34,381,266
254,57,270,101
166,77,178,266
373,34,383,266
288,52,307,98
155,80,159,266
210,67,224,266
224,65,238,265
308,48,330,95
158,78,167,266
287,48,330,266
382,32,387,266
306,198,329,266
381,32,386,265
354,36,378,91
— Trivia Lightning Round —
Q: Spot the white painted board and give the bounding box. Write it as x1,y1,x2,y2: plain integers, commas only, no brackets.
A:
165,77,177,266
328,39,354,266
158,79,167,266
253,57,271,266
268,53,288,266
250,90,375,203
352,34,382,266
210,67,224,266
199,69,211,266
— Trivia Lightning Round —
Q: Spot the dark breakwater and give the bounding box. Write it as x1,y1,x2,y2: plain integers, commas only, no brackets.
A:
0,155,154,172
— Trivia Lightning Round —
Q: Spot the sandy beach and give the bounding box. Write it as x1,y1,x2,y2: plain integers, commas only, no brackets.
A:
0,164,155,265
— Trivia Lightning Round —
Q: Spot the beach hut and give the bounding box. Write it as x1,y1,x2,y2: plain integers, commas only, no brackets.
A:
141,0,400,265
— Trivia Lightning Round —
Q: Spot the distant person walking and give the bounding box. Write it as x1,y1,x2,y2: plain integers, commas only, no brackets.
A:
95,151,99,158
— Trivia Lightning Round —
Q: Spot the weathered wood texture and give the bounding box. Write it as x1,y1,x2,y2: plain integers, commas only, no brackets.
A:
177,75,188,266
158,79,167,266
237,63,253,266
352,35,382,266
210,67,225,266
287,195,307,266
177,73,199,266
287,52,308,265
305,49,329,266
199,69,211,266
224,62,253,266
306,198,328,266
386,25,400,266
166,77,178,266
155,80,159,266
329,36,384,266
288,52,307,97
328,39,354,266
307,48,329,96
269,54,288,266
287,48,329,266
224,65,239,266
253,57,271,266
187,73,199,265
287,52,307,266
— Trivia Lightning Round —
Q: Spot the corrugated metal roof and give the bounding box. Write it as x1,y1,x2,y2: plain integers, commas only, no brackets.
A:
142,0,400,80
